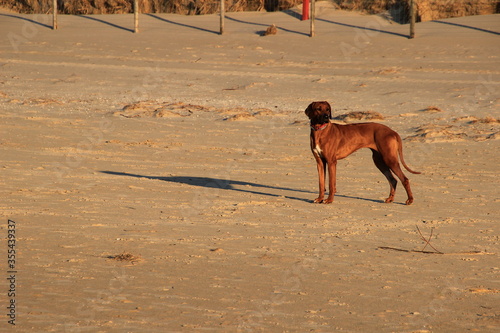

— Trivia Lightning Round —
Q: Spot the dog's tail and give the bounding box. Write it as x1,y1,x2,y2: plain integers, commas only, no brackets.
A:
397,136,421,175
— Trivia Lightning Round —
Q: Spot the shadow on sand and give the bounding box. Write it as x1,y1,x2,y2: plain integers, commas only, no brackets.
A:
433,20,500,36
317,17,409,38
77,15,134,33
0,13,52,29
100,171,386,204
225,15,309,36
147,14,219,35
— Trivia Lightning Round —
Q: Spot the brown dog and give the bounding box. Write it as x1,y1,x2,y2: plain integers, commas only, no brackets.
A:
305,101,420,205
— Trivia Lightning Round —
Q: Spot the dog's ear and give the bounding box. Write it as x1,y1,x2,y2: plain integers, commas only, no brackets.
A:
304,102,314,118
325,101,332,119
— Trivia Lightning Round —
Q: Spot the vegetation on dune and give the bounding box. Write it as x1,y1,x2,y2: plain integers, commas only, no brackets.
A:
0,0,498,22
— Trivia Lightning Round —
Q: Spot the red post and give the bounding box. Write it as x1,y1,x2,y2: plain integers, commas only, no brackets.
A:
302,0,309,21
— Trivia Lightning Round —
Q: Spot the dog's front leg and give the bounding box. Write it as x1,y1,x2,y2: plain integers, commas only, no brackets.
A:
324,160,337,204
314,158,326,203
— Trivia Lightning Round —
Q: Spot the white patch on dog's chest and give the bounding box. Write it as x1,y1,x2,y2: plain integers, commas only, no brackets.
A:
313,144,323,158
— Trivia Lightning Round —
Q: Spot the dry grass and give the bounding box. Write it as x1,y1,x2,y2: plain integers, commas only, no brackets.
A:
333,110,385,122
108,252,142,263
423,106,444,113
476,116,500,124
3,0,497,19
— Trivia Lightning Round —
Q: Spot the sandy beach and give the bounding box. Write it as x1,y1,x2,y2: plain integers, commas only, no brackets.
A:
1,4,499,332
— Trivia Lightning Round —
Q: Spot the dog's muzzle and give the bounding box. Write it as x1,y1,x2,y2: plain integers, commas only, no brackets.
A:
310,114,331,131
313,113,330,125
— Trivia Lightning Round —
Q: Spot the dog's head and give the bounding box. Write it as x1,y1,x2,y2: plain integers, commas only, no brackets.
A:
305,101,332,126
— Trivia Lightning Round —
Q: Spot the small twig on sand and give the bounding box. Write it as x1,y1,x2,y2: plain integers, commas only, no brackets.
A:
416,225,443,254
378,247,494,255
378,246,444,254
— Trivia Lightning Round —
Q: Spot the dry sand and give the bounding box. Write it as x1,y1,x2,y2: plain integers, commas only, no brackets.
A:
0,4,499,332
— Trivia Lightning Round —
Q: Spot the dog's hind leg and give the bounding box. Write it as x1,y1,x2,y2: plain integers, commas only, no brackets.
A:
381,151,414,205
391,166,414,205
371,149,397,203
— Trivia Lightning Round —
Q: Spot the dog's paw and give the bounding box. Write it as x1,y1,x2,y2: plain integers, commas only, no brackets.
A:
323,198,334,204
313,198,324,204
405,198,414,205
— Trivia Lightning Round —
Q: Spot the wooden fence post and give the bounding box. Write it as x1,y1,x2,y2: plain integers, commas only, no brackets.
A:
134,0,139,33
220,0,225,35
409,0,415,38
53,0,57,30
310,0,315,37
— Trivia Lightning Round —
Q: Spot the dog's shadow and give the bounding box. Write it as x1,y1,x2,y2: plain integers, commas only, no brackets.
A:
100,171,312,202
100,171,387,204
